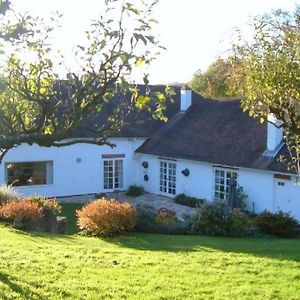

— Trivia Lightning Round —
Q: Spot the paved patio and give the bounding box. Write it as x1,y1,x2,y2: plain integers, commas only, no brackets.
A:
58,192,196,222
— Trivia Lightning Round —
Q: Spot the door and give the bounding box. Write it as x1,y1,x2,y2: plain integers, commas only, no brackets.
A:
159,161,176,195
103,159,123,191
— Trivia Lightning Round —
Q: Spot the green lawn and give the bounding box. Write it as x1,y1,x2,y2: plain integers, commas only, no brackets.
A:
1,226,300,299
59,202,83,234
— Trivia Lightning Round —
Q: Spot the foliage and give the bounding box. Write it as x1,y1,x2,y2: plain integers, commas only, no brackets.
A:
236,185,248,212
0,199,43,229
133,204,188,234
0,183,18,206
0,195,62,231
255,210,298,238
174,193,206,208
228,209,252,237
232,7,300,173
76,198,138,236
0,0,172,162
125,185,144,197
25,195,61,216
190,200,251,237
188,57,243,98
154,207,177,225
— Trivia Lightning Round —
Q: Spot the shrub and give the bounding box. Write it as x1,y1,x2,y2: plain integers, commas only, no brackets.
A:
154,207,177,225
134,204,188,234
125,185,144,197
174,193,205,208
76,198,138,236
228,209,252,237
255,210,298,238
0,184,19,206
0,199,43,229
25,195,61,216
190,200,251,237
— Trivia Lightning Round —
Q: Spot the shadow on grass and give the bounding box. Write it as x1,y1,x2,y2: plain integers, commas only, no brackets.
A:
108,232,300,261
11,227,77,244
0,271,44,299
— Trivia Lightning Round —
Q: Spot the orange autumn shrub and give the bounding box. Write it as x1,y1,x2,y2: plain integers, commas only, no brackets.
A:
0,199,43,228
76,198,138,236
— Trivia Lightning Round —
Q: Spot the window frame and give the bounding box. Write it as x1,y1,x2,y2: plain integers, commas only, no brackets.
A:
5,161,53,187
159,160,177,196
103,158,123,191
214,167,238,201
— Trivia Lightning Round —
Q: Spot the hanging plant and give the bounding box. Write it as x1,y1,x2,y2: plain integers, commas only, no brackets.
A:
142,161,149,168
181,168,190,177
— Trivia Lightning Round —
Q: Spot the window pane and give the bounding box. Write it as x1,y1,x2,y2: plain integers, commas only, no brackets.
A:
6,161,52,186
214,168,238,201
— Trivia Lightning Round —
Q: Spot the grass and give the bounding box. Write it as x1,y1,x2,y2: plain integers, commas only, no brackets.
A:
59,202,83,234
1,225,300,299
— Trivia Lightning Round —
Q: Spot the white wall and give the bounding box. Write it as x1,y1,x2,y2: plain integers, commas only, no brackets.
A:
238,169,274,214
136,154,214,199
135,153,291,216
0,138,145,197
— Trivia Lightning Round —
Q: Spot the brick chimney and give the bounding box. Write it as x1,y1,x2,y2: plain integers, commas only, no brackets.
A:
180,87,192,111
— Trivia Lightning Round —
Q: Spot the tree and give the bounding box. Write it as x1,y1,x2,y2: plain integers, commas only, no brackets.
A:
232,7,300,174
0,0,172,160
188,57,243,98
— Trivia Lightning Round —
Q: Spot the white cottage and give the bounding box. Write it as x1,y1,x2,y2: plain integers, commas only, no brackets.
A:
2,86,300,219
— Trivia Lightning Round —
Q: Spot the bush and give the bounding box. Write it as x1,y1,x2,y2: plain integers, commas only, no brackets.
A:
0,184,19,206
0,199,43,229
125,185,144,197
255,210,298,238
134,204,188,234
25,195,61,216
190,200,251,237
154,207,177,225
76,198,138,236
174,193,205,208
228,209,252,237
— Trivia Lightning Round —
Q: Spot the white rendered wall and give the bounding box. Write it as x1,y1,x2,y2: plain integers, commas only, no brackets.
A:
135,153,297,217
136,153,214,200
0,138,145,197
238,169,274,214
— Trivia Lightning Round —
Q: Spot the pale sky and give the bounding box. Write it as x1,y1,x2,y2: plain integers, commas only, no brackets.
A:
12,0,299,84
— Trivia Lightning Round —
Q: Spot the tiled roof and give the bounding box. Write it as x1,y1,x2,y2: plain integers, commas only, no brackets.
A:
136,97,288,173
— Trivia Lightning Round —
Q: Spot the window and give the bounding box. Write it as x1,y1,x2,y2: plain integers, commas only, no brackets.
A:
6,161,53,186
160,161,176,195
214,168,237,200
103,159,123,190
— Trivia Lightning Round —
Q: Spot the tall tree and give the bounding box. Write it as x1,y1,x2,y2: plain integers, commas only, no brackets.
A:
232,7,300,174
0,0,172,160
188,57,243,98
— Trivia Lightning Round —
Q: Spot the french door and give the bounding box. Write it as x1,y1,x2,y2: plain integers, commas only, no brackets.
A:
159,161,176,195
103,159,123,190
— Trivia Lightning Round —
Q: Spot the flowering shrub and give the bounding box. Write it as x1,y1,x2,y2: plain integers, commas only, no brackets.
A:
76,198,138,237
0,199,43,229
0,184,18,206
255,210,298,238
154,207,177,225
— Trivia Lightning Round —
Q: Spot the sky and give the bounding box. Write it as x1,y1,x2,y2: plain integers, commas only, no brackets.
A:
12,0,299,84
